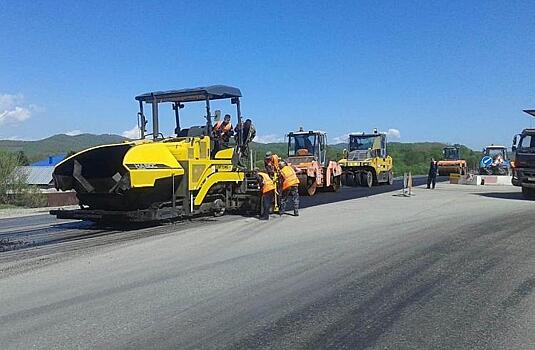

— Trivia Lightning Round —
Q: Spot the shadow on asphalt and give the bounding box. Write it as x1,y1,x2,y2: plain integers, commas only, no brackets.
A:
473,191,533,201
299,177,445,209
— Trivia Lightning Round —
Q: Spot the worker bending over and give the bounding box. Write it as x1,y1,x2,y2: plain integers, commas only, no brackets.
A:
257,171,276,220
264,151,281,177
278,160,300,216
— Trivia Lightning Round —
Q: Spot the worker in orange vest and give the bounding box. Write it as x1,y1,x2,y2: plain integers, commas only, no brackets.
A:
213,114,234,150
257,171,276,220
278,160,300,216
264,151,281,177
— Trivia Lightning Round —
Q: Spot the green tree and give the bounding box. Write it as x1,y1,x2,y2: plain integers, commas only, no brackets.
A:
15,151,30,165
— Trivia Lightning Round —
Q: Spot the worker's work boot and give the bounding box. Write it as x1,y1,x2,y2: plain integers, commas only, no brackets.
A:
294,210,299,216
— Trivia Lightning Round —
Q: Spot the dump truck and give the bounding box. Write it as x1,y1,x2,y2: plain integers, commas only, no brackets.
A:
285,129,342,196
511,109,535,199
437,146,467,176
338,129,393,188
479,145,511,175
50,85,261,222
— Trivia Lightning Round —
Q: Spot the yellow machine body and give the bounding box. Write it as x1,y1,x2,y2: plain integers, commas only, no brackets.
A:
51,85,259,222
338,131,394,187
54,136,246,210
338,156,393,177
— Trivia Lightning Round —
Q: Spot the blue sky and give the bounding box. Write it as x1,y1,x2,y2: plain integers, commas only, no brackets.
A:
1,1,535,148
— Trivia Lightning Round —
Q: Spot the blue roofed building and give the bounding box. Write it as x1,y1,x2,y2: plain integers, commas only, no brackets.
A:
31,154,66,166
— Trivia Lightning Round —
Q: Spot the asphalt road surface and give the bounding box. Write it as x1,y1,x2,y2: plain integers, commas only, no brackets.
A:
0,177,430,256
1,182,534,349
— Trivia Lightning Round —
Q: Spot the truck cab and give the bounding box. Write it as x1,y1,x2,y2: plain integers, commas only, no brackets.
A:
512,123,535,198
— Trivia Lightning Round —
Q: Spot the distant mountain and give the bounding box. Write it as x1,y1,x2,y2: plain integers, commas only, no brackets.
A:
0,134,126,162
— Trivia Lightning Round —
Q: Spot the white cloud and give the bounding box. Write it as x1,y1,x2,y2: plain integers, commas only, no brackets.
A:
255,134,284,144
6,135,23,140
0,94,34,127
387,128,401,140
332,134,349,144
65,130,83,136
122,125,141,139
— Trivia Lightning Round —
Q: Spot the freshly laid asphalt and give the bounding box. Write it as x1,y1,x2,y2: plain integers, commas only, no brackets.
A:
1,181,534,349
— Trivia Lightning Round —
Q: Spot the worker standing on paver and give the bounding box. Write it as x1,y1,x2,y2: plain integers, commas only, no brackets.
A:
257,171,276,220
278,160,300,216
213,114,234,150
235,118,256,153
427,157,438,189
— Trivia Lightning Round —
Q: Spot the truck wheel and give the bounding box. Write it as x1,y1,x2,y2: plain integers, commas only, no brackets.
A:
522,187,535,199
362,171,373,188
387,171,394,185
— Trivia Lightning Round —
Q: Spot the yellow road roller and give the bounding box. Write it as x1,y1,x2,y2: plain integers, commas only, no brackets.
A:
50,85,260,222
338,129,394,187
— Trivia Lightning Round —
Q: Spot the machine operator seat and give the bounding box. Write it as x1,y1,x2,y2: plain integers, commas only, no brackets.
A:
297,148,310,156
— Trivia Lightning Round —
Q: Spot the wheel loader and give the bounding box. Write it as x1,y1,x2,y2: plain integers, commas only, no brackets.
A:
338,129,393,188
285,129,342,196
50,85,261,222
437,146,467,176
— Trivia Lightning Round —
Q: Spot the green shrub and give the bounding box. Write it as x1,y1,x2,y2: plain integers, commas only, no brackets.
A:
0,151,47,207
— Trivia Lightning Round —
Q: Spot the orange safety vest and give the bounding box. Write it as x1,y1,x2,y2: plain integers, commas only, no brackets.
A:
280,165,300,190
258,172,276,193
214,121,232,133
266,154,280,172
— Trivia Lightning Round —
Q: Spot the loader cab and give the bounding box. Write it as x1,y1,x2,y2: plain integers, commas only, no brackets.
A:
287,130,328,165
442,147,460,161
483,146,508,161
347,131,387,159
134,85,245,147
